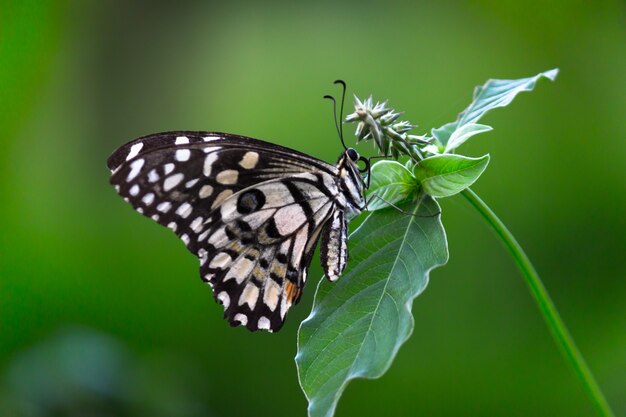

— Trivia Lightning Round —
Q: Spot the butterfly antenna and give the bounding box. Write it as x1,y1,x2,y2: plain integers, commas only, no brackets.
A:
334,80,347,147
323,93,347,150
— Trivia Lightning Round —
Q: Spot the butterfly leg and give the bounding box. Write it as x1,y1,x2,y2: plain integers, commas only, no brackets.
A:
362,193,441,218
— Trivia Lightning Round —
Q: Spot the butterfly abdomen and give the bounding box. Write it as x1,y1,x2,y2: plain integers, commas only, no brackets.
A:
320,210,348,281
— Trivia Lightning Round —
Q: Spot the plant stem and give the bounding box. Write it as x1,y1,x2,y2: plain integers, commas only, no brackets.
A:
460,188,614,417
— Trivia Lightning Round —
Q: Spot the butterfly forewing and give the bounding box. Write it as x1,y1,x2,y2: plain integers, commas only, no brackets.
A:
109,132,355,332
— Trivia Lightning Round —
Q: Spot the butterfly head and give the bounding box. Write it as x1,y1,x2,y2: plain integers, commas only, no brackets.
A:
345,147,370,175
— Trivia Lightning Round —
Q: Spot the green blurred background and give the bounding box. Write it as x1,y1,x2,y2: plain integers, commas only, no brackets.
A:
1,1,624,416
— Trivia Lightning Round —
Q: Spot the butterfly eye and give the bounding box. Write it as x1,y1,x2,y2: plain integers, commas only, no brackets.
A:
346,148,359,161
357,156,370,173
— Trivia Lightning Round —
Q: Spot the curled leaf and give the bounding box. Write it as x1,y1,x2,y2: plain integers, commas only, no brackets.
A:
414,154,490,198
445,123,493,153
432,68,559,147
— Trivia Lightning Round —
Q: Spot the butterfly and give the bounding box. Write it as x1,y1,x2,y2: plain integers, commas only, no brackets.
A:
107,129,370,332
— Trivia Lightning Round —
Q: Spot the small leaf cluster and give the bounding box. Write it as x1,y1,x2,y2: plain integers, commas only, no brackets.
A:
347,98,489,209
347,68,559,209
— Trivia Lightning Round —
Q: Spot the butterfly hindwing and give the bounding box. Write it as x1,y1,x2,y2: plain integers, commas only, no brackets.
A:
200,176,337,331
109,132,346,331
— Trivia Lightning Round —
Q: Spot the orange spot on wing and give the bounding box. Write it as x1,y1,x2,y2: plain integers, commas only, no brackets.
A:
285,281,301,304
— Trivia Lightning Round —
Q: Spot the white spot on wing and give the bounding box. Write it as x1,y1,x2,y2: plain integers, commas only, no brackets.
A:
126,142,143,161
175,149,190,161
209,252,232,269
190,216,204,233
207,227,227,246
225,257,255,284
127,158,144,182
142,193,155,205
167,222,177,232
163,173,184,191
157,201,172,213
211,189,233,209
203,153,219,176
263,279,281,312
164,163,175,175
239,151,259,169
198,184,213,199
216,170,238,185
148,169,159,183
217,291,230,309
234,313,248,326
129,184,140,196
203,135,222,142
175,136,189,145
185,178,199,188
175,202,192,218
258,316,271,330
238,283,259,310
198,229,210,242
198,249,208,265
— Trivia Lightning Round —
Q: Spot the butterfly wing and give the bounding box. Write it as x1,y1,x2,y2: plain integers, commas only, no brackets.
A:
109,132,341,331
199,174,336,331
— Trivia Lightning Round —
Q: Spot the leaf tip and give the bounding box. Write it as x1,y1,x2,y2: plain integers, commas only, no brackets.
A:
543,68,559,81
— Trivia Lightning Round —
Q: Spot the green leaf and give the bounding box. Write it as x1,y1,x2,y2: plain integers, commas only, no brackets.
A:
414,154,490,198
365,160,418,211
431,122,456,149
296,197,448,417
445,123,493,153
432,68,559,147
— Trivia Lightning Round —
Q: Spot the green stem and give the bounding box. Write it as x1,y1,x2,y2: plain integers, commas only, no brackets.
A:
460,188,614,417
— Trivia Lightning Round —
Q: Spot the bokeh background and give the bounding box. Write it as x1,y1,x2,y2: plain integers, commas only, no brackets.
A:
1,1,624,416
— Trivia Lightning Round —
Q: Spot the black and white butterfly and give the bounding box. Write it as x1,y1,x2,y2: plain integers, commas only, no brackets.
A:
108,128,369,332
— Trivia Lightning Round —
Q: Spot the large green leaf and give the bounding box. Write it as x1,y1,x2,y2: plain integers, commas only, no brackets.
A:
432,68,559,148
414,154,490,198
365,160,418,211
296,197,448,417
